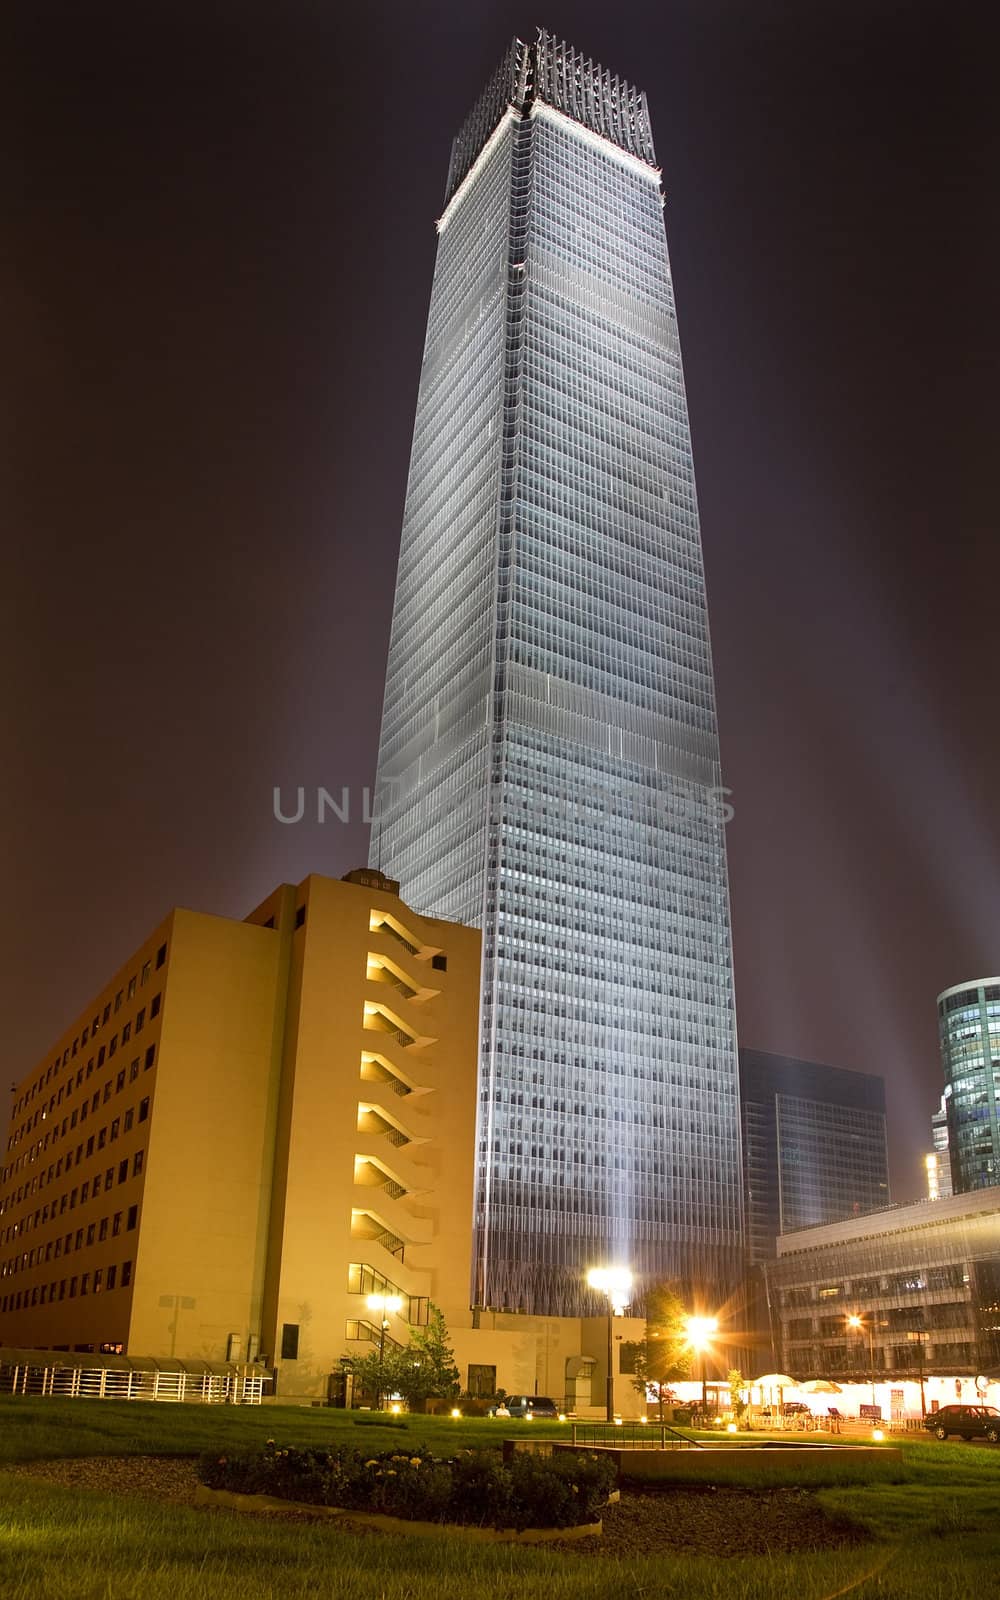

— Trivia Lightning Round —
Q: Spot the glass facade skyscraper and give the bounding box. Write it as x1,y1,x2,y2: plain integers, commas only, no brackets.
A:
938,978,1000,1192
372,33,743,1315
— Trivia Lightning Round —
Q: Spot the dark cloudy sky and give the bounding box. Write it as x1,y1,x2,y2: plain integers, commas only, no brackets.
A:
5,0,998,1199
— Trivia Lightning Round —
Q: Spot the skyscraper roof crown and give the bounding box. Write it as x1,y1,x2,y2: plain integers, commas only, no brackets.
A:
444,28,656,204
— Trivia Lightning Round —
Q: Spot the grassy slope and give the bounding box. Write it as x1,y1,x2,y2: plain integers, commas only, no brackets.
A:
0,1399,998,1599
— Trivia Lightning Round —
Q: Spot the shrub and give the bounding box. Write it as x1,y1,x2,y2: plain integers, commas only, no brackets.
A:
199,1441,616,1530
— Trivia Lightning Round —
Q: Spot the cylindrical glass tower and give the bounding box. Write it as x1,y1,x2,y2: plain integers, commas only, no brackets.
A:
938,978,1000,1193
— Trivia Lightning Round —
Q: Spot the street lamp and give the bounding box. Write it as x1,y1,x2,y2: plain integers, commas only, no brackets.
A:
847,1314,877,1406
587,1266,633,1422
367,1292,403,1409
684,1315,719,1413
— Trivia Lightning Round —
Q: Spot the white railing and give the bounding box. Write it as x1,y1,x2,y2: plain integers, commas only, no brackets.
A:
1,1357,269,1405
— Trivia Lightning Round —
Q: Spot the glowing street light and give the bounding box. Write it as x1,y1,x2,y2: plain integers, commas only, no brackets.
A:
683,1314,719,1413
367,1291,404,1409
587,1266,633,1422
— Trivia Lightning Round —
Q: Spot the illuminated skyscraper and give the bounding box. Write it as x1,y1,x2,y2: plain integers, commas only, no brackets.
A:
938,978,1000,1193
372,32,743,1315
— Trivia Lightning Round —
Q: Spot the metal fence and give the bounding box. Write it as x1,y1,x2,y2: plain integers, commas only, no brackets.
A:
0,1349,268,1405
570,1420,702,1450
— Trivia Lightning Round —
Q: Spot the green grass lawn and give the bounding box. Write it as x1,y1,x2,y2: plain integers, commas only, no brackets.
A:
1,1397,998,1598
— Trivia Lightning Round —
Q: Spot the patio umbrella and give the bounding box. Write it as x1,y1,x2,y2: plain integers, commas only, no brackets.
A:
800,1379,842,1394
753,1374,796,1388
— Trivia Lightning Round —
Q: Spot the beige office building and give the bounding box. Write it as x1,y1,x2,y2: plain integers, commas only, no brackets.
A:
1,870,640,1409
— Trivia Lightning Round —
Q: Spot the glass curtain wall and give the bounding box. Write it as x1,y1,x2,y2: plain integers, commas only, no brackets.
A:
373,34,743,1315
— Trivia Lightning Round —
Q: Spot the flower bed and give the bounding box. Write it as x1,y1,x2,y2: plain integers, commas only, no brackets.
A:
199,1441,616,1531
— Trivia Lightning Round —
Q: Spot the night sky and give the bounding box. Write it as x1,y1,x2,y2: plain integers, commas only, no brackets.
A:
6,1,998,1200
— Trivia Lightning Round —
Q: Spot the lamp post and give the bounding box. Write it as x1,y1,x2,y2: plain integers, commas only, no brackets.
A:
683,1315,719,1414
587,1266,633,1421
847,1314,876,1406
366,1292,403,1409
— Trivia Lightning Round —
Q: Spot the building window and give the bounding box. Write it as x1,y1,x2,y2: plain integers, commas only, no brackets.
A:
117,1160,128,1184
144,1046,155,1071
124,1109,133,1133
138,1098,150,1123
156,944,167,969
127,977,136,1000
121,1260,132,1287
149,994,161,1020
114,991,123,1013
132,1150,144,1177
99,1218,108,1241
106,1265,117,1289
280,1323,300,1359
140,962,151,986
102,1005,111,1024
93,1268,103,1293
112,1213,122,1237
466,1363,496,1398
294,906,306,929
126,1205,138,1230
129,1059,139,1082
121,1023,131,1045
432,954,448,971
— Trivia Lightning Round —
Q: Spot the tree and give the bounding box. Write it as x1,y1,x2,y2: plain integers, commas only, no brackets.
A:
395,1304,461,1409
728,1368,747,1421
340,1342,407,1409
626,1283,692,1418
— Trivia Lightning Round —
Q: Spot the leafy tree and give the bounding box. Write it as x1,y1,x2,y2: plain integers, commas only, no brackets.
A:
395,1304,461,1408
728,1368,747,1420
341,1342,407,1408
627,1283,692,1415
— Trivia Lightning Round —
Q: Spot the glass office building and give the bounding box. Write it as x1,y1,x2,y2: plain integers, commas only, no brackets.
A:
740,1050,890,1265
372,33,743,1315
938,978,1000,1192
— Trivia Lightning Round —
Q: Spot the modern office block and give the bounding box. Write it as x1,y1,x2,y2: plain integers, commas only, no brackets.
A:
740,1049,890,1264
372,30,743,1316
938,979,1000,1193
926,1094,954,1201
765,1189,1000,1380
0,872,481,1393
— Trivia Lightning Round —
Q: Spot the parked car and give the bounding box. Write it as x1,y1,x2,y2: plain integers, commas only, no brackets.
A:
924,1405,1000,1442
504,1394,559,1419
781,1401,812,1416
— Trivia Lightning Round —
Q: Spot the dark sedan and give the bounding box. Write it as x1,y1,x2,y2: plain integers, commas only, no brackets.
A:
924,1404,1000,1442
